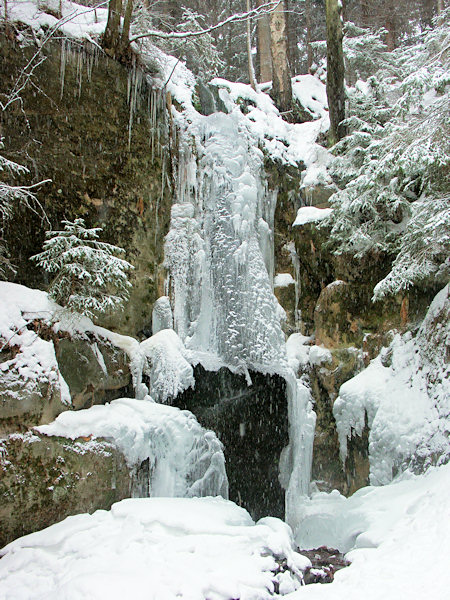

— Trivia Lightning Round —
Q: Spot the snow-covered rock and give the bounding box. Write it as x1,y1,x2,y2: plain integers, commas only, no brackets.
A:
333,285,450,485
0,496,311,600
37,397,228,500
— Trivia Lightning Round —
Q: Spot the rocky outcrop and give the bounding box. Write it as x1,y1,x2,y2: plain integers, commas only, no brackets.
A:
0,316,133,436
0,37,172,338
0,432,130,548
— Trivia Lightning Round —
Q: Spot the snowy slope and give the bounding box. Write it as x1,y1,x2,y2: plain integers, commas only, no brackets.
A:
0,497,310,600
287,463,450,600
334,284,450,485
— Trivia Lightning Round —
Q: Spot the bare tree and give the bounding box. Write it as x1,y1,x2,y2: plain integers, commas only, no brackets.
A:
269,0,292,112
325,0,346,145
256,0,272,82
246,0,258,89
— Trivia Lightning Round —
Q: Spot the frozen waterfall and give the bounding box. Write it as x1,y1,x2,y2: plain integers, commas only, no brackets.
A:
164,102,316,522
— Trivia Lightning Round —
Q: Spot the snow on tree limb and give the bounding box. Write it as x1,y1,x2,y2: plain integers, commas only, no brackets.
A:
31,219,134,319
128,1,282,45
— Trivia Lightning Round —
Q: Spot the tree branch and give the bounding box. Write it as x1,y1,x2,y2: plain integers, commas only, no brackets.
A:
128,0,282,45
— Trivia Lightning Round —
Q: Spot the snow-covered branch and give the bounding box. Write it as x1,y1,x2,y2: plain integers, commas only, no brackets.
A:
128,1,282,45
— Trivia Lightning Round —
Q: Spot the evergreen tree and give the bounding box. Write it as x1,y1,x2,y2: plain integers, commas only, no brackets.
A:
324,11,450,299
31,219,134,318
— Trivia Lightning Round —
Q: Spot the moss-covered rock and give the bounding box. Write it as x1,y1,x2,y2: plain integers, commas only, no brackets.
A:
0,432,130,548
0,376,66,437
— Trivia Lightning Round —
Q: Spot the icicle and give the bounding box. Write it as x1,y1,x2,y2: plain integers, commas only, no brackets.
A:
286,241,301,330
60,38,66,99
77,50,83,98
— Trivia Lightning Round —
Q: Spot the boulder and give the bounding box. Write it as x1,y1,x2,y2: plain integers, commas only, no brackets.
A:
0,432,130,548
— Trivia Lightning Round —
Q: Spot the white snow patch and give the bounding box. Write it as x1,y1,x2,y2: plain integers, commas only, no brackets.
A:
274,273,296,288
0,496,310,600
309,345,333,367
286,334,312,372
140,329,195,403
293,206,333,227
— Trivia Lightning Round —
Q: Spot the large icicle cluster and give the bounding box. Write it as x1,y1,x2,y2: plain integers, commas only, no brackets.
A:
165,111,286,374
37,397,228,500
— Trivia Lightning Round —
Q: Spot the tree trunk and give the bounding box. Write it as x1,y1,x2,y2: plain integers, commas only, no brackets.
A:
285,0,298,76
269,0,292,113
305,0,313,72
256,0,272,83
246,0,257,90
118,0,133,57
325,0,346,146
437,0,445,25
103,0,123,54
384,0,397,51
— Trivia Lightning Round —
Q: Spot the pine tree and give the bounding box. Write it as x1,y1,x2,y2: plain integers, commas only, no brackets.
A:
324,11,450,300
31,219,134,318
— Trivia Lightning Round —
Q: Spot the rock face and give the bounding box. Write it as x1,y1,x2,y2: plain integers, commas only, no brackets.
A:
55,335,132,411
274,186,442,495
0,37,172,338
0,432,131,548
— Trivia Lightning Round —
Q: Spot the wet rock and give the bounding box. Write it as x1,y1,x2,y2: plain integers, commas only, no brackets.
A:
301,546,350,585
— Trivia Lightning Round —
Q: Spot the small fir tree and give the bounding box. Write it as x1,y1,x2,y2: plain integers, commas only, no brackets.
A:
32,219,134,318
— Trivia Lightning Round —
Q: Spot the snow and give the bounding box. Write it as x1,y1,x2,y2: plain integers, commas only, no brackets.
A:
37,397,228,500
333,285,450,485
293,206,333,227
274,273,296,288
139,329,195,403
286,463,450,600
4,0,109,41
0,496,310,600
286,333,312,372
308,345,333,367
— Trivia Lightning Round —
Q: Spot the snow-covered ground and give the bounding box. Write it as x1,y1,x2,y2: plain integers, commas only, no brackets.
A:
286,462,450,600
1,463,449,599
0,496,310,600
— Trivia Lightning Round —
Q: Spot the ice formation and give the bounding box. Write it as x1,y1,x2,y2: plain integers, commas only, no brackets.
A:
165,111,286,373
161,76,332,521
37,397,228,499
